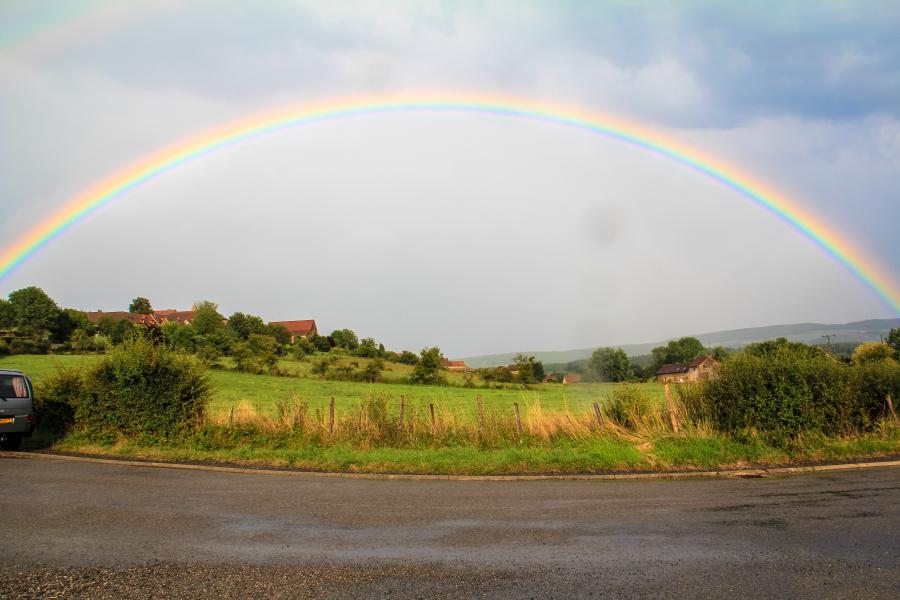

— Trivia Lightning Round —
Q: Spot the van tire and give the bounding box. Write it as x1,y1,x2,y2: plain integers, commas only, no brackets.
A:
0,434,22,451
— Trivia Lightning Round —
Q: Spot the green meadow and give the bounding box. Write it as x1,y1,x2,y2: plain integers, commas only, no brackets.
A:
0,353,665,421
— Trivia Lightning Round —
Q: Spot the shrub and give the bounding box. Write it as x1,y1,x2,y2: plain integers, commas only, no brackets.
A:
700,342,899,441
34,368,81,434
852,342,895,364
61,338,210,438
605,386,653,429
676,383,715,424
0,340,8,356
8,338,47,355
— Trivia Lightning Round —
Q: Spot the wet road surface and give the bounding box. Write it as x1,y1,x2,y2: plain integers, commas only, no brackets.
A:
1,456,898,598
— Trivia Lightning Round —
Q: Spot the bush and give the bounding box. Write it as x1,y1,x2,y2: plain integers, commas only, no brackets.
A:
676,383,714,424
605,386,653,428
47,338,211,438
700,342,899,441
34,368,81,434
8,338,48,355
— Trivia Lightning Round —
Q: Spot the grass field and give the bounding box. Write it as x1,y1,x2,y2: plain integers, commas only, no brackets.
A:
6,353,899,475
0,354,666,421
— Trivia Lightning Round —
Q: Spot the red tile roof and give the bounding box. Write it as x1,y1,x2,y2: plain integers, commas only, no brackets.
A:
269,320,317,336
85,311,161,326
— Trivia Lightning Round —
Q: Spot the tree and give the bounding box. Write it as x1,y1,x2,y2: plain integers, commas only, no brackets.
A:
310,334,332,352
8,286,61,335
709,346,731,362
410,347,445,385
52,308,91,343
852,342,895,364
744,337,821,360
231,334,278,374
162,321,197,352
227,312,267,340
96,316,135,345
129,297,153,314
533,360,546,381
266,323,292,346
512,354,539,383
588,347,631,382
398,350,418,365
191,301,224,335
650,337,706,373
330,328,359,350
354,337,380,358
0,299,13,328
888,328,900,359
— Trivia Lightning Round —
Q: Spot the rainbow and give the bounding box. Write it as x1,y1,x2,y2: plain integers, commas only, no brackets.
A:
1,93,897,314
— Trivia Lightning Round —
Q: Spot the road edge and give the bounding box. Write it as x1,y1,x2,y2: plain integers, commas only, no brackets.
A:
4,451,900,481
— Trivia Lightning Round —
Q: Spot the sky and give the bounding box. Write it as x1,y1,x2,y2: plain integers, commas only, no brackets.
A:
1,0,898,357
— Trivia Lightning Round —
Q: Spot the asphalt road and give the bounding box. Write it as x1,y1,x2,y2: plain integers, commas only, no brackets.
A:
1,456,898,599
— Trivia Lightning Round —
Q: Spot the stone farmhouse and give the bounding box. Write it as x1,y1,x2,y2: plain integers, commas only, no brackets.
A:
655,355,719,384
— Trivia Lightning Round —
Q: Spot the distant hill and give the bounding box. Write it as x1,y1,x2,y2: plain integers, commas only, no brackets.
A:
460,318,900,368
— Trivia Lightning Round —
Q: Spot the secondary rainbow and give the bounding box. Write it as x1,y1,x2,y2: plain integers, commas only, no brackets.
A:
1,93,897,314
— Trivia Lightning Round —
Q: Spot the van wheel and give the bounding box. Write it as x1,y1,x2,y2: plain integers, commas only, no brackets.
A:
0,434,22,451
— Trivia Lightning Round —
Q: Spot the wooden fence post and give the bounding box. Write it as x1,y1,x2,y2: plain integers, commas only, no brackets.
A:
514,402,522,435
399,395,405,426
592,402,605,430
477,395,484,430
227,406,234,429
665,383,680,433
887,394,898,424
429,403,437,436
329,396,335,434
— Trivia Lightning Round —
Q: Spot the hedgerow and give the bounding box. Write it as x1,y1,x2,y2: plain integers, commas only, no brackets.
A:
38,338,210,439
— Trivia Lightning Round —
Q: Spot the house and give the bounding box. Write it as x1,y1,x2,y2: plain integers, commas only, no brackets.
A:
655,355,720,384
269,319,318,342
85,311,163,327
85,309,198,327
441,358,467,372
505,364,520,377
542,374,558,383
158,310,197,326
562,373,582,385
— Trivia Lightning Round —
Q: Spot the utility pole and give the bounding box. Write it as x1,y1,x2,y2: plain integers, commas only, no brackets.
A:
822,334,834,354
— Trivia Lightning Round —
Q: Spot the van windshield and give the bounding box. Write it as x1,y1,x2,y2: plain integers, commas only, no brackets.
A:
0,375,28,398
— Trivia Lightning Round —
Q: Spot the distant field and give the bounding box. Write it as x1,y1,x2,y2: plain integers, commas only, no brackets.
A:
0,354,665,420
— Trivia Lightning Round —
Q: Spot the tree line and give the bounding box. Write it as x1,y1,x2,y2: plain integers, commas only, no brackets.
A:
571,331,900,383
0,286,453,384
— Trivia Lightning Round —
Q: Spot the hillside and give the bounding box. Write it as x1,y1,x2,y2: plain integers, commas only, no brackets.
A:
461,318,900,368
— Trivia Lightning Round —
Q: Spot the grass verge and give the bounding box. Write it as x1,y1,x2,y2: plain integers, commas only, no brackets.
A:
46,429,900,476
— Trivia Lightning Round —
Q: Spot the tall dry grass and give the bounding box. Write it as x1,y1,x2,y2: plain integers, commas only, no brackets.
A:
202,387,703,449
